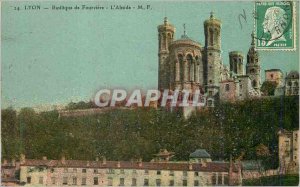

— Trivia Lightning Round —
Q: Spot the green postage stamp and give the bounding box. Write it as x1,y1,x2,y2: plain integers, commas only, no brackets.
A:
255,1,296,50
1,0,299,186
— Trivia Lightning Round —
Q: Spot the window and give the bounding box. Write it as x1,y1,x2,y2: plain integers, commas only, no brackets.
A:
94,169,98,174
252,80,257,87
107,168,114,174
270,74,274,79
194,180,199,186
212,173,217,185
145,170,149,175
72,177,77,185
73,168,77,173
50,168,54,173
183,171,188,176
240,84,242,89
51,177,56,185
27,177,31,184
82,177,86,185
224,175,229,185
108,177,113,186
225,84,230,91
132,178,137,186
157,170,161,175
187,54,193,81
156,179,161,186
63,177,68,185
94,177,98,185
178,54,184,81
39,177,43,184
169,170,174,176
132,169,137,174
183,179,187,186
64,168,68,172
194,172,199,176
169,180,174,186
120,169,125,174
144,179,149,186
209,91,213,96
82,168,86,173
120,178,125,186
209,28,214,45
218,175,222,185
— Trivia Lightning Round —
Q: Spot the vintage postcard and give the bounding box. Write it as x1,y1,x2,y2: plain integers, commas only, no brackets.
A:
1,0,299,186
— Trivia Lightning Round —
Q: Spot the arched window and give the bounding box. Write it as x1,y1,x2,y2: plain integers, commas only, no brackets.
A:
167,33,172,43
252,80,257,87
209,28,214,46
162,34,166,49
187,54,193,81
178,54,184,81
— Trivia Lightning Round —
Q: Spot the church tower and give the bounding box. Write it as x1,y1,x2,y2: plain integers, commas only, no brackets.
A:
246,33,261,93
204,12,222,97
229,51,244,76
158,17,175,90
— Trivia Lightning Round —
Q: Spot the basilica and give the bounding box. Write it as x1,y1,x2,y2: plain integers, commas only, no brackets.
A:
157,13,261,106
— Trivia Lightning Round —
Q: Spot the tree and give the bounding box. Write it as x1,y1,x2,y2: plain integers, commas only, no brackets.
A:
261,81,278,96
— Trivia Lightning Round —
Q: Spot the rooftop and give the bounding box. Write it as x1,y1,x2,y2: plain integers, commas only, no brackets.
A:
189,149,211,158
286,71,299,79
21,158,237,172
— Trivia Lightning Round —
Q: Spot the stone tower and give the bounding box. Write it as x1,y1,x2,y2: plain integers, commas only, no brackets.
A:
204,12,222,97
229,51,244,75
246,33,261,92
158,17,175,90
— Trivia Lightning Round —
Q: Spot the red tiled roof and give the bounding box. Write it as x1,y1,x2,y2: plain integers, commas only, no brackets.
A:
22,159,238,172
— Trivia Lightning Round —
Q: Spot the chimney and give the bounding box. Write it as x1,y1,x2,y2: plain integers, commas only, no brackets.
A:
11,159,16,166
102,156,106,165
61,155,66,165
189,162,193,170
20,154,26,164
200,159,207,167
117,161,121,168
138,158,143,167
42,156,47,160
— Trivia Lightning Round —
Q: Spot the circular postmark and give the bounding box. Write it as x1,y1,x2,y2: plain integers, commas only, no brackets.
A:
254,1,293,47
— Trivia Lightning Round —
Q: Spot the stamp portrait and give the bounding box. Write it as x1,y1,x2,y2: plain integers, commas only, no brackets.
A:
255,1,296,50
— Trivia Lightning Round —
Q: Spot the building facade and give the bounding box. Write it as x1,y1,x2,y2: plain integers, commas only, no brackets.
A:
278,129,299,174
265,69,284,86
285,71,299,96
19,150,242,186
157,14,261,105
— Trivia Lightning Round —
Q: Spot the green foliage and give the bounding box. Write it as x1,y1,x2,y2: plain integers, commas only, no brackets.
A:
261,81,278,96
66,101,97,110
243,175,299,186
1,96,298,170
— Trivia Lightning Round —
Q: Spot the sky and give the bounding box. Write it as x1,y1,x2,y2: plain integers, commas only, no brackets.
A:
1,1,299,109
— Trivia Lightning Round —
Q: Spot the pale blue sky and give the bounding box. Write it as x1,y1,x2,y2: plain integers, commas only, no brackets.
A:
2,1,299,109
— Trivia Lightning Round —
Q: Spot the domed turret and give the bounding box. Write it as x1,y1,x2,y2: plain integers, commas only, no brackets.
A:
204,12,221,50
157,17,175,90
246,32,261,93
